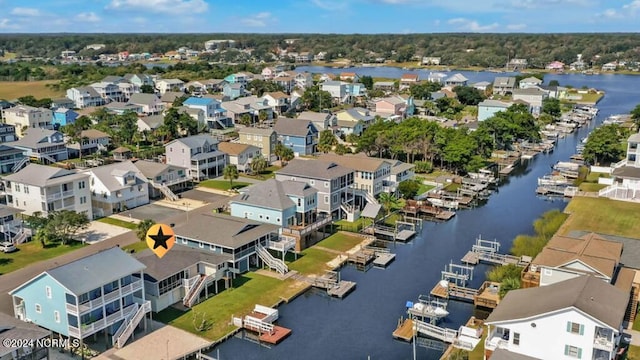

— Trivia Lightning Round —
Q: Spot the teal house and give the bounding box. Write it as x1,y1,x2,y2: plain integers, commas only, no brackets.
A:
229,178,319,227
52,108,79,127
477,99,512,121
9,247,152,349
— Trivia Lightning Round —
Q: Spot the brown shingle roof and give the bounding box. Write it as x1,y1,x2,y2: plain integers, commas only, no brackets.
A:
318,153,389,172
81,129,110,139
265,91,288,99
218,142,253,156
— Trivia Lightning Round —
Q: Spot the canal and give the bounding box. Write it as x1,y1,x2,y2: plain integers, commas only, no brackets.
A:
211,71,640,360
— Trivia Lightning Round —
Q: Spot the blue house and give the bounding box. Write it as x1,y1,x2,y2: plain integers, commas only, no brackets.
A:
9,247,151,349
273,118,318,156
183,97,233,128
347,82,367,97
223,83,245,100
477,100,512,121
230,178,318,227
52,108,79,127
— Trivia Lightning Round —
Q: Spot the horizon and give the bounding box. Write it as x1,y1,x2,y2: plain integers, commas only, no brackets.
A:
1,0,639,33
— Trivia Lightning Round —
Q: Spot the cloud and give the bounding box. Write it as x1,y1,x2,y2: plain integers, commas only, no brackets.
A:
623,0,640,11
106,0,208,14
0,19,16,29
506,23,527,30
448,18,499,32
599,9,623,19
311,0,348,10
10,7,42,17
75,12,101,22
241,12,275,27
509,0,593,9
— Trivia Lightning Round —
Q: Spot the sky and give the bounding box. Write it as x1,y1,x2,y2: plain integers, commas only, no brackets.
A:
0,0,639,33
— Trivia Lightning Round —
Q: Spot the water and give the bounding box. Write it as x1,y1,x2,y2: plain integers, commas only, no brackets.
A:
211,71,640,360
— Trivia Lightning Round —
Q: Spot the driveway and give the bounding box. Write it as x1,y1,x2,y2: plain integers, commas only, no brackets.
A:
77,221,132,244
181,188,231,207
122,204,185,223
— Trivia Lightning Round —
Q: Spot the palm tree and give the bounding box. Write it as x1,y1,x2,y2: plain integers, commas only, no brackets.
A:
499,277,521,298
223,164,239,189
240,114,252,127
258,110,268,125
378,192,401,215
136,219,156,242
250,154,268,177
280,147,294,165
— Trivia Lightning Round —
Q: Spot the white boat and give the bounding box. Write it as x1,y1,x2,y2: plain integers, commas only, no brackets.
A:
538,174,570,186
407,296,449,319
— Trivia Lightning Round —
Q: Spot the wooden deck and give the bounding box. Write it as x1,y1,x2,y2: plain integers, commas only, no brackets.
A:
373,253,396,267
473,282,501,309
258,325,292,345
396,229,416,241
461,251,479,265
430,282,478,302
435,211,455,220
327,281,356,298
392,318,415,342
348,249,375,265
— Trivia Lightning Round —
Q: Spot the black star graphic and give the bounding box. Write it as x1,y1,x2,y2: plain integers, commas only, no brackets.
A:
149,227,172,250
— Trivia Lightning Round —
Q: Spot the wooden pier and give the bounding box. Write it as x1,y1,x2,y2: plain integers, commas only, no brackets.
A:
536,185,578,197
474,282,501,309
431,282,478,302
307,271,357,299
402,200,456,222
347,248,375,266
393,318,415,341
326,281,356,298
371,223,417,242
461,236,532,267
373,252,396,267
234,305,292,345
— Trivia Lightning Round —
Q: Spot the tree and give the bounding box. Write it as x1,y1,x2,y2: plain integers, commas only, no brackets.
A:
140,84,155,94
317,130,337,153
453,86,485,106
378,192,401,215
499,277,521,299
223,164,239,188
280,147,294,164
172,95,188,108
43,210,89,245
582,124,628,165
334,143,351,155
631,104,640,131
301,86,332,112
258,110,269,125
136,219,156,242
409,82,441,100
250,154,268,176
541,98,561,118
360,75,373,90
398,179,421,199
548,80,560,87
240,114,252,127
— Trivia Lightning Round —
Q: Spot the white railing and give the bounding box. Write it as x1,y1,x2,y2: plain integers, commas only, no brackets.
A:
112,303,139,343
268,236,296,252
484,334,509,351
11,157,30,173
256,244,288,275
46,190,75,201
413,318,457,343
66,303,79,314
281,216,333,237
103,289,120,303
183,275,201,292
151,177,188,188
81,317,107,336
611,159,628,169
243,316,274,334
599,184,640,201
115,301,150,349
68,326,81,338
183,275,207,308
593,336,614,351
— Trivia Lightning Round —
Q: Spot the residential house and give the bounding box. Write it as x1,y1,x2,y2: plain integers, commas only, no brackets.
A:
318,73,336,82
261,67,278,80
124,74,154,88
321,81,346,104
67,129,110,157
237,127,278,162
0,124,17,143
53,108,79,127
218,142,261,173
177,106,205,126
492,77,517,95
427,72,448,84
399,73,419,91
160,91,186,108
183,97,232,129
82,161,149,218
421,57,441,65
374,96,410,118
295,52,312,62
117,82,139,102
339,72,359,82
570,60,587,71
506,58,528,71
164,134,227,181
314,52,327,61
275,159,354,219
2,164,91,216
318,153,392,202
472,81,492,92
263,91,290,115
0,312,51,360
385,159,416,185
105,102,144,115
155,79,185,95
538,85,567,99
89,82,125,103
112,147,132,161
297,111,337,132
602,62,618,71
136,115,164,133
546,61,565,71
512,88,548,114
9,247,151,349
293,72,314,89
346,82,367,101
135,247,230,312
204,39,236,51
484,275,627,360
272,75,295,94
478,100,513,121
132,160,189,199
51,98,75,110
444,73,469,87
335,107,376,129
519,77,543,89
223,73,249,86
11,129,68,163
0,145,26,175
374,81,396,92
222,83,245,101
128,94,164,115
274,118,318,156
2,106,53,137
230,178,318,227
173,213,279,273
66,87,104,109
222,96,273,125
599,131,640,201
185,79,226,94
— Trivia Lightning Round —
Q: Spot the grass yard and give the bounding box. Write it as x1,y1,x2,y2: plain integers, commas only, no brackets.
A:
627,345,640,360
416,169,455,182
198,180,251,191
418,183,435,195
578,182,607,192
586,172,610,183
316,232,364,252
287,248,335,275
240,165,280,180
0,80,64,100
97,217,137,230
155,272,308,341
578,92,605,104
122,241,148,253
561,197,640,239
335,217,373,233
0,241,85,275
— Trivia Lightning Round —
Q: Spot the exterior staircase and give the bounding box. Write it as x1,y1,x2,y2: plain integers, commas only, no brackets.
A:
151,182,179,201
340,202,355,216
256,243,288,275
183,274,208,308
12,229,29,244
11,157,30,173
40,154,58,165
113,301,151,349
215,118,228,129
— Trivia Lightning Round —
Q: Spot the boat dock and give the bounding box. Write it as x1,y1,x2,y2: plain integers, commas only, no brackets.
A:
370,221,417,242
233,305,292,345
402,200,455,221
347,248,375,266
368,246,396,268
307,271,357,299
392,318,415,341
430,281,477,302
461,236,532,267
536,185,578,197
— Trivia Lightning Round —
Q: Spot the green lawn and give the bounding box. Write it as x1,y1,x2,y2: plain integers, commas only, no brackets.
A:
316,232,364,252
578,183,607,192
578,92,604,104
382,213,402,226
0,241,85,275
122,241,148,253
155,272,308,341
561,197,640,239
240,165,281,180
627,345,640,360
198,180,251,191
586,172,610,183
97,217,137,230
444,182,462,192
416,169,455,182
287,248,335,275
335,217,373,233
418,183,435,195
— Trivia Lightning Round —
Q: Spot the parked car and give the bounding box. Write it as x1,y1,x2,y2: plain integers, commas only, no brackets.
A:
0,242,17,253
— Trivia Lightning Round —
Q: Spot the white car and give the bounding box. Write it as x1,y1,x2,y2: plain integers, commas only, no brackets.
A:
0,242,17,253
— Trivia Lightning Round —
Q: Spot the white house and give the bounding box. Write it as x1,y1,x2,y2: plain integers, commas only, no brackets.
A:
484,276,628,360
128,94,164,115
11,129,68,163
82,161,149,218
155,79,185,95
89,82,125,103
2,164,92,217
66,87,104,109
519,77,543,89
512,88,548,114
599,131,640,201
1,105,54,137
218,142,261,173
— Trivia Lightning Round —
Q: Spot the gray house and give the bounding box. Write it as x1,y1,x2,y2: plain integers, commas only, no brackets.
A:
275,159,354,219
164,135,227,181
492,77,517,95
0,312,51,360
10,128,68,163
132,159,190,199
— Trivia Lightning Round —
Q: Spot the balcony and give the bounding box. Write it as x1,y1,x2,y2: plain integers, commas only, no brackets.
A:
484,331,509,351
120,279,143,295
45,190,74,201
151,176,188,188
281,215,332,237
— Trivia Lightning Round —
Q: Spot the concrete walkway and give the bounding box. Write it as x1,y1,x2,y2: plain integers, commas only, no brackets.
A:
625,328,640,345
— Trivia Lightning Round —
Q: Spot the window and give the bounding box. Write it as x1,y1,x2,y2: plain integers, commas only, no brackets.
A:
564,345,582,358
54,311,60,323
24,186,29,194
324,181,329,188
324,195,329,204
182,238,187,244
310,180,315,185
543,268,553,276
78,181,86,189
45,286,52,299
199,242,204,248
513,332,520,346
80,196,87,204
35,304,41,313
567,322,584,335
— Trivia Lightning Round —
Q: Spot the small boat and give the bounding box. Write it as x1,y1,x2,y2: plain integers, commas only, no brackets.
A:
538,174,571,186
407,295,449,319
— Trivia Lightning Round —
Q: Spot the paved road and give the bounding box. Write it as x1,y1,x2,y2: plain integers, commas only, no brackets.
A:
0,202,220,316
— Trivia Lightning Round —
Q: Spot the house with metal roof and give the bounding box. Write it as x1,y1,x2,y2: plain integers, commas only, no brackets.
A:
53,108,79,127
273,118,318,156
128,93,164,115
9,247,151,349
484,276,628,360
478,100,514,121
183,97,232,129
81,161,149,218
444,73,468,87
0,312,51,360
66,86,104,109
164,134,227,181
335,107,376,129
318,153,392,202
132,159,189,199
135,247,231,311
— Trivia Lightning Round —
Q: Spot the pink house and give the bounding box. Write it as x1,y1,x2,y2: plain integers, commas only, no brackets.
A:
375,96,406,116
545,61,565,71
261,67,276,80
